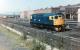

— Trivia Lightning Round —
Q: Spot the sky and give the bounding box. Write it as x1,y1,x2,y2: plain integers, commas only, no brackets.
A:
0,0,80,14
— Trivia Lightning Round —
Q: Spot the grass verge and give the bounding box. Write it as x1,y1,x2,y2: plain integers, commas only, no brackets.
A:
0,25,46,50
0,25,29,48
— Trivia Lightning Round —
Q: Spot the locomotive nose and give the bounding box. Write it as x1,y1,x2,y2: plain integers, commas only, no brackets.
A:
54,17,64,25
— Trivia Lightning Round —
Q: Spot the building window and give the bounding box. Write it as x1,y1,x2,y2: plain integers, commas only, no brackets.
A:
66,14,70,19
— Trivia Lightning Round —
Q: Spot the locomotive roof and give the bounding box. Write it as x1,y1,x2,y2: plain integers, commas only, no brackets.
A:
32,13,63,15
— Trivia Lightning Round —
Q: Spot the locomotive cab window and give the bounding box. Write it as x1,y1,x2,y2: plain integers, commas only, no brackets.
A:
59,16,61,17
49,16,54,20
55,16,58,19
51,17,54,19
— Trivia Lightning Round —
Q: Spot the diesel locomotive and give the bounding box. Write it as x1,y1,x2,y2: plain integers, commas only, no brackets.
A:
30,13,65,31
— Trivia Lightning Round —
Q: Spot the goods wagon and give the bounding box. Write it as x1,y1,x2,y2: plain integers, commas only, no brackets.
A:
30,13,65,31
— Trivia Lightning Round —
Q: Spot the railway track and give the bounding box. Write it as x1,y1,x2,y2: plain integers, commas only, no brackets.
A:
2,18,80,38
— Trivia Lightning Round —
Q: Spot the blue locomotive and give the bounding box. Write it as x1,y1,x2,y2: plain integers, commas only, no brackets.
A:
30,13,65,31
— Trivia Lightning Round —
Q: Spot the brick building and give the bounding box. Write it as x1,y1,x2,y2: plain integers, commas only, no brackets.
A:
33,7,60,14
20,10,33,21
20,7,60,20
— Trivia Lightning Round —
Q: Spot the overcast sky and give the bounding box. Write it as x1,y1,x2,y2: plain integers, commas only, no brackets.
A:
0,0,80,14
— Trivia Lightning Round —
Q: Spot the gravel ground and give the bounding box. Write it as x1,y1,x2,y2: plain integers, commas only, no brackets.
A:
2,18,80,50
